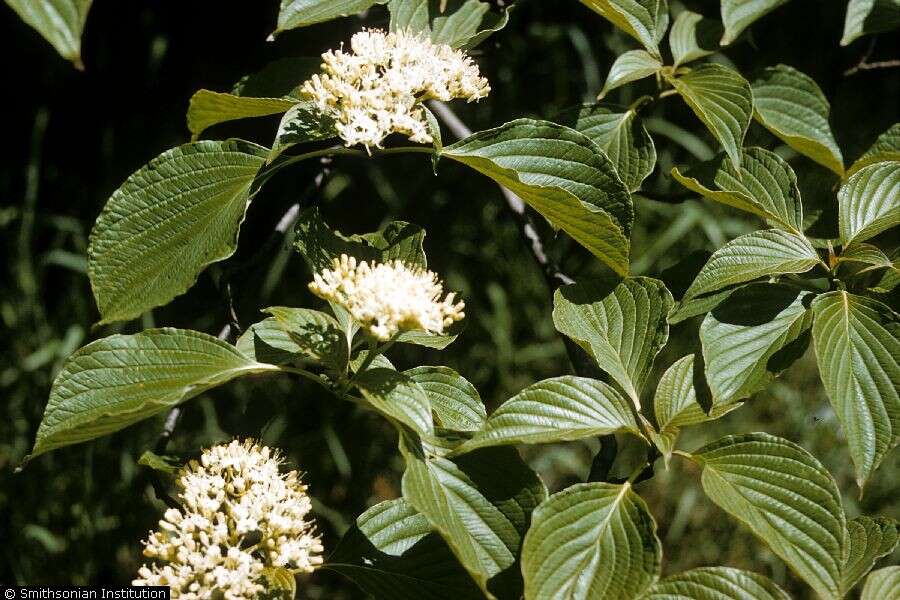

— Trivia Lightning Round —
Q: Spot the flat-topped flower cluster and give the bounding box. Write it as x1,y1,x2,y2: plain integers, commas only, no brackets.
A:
134,440,322,599
301,29,490,149
309,254,465,340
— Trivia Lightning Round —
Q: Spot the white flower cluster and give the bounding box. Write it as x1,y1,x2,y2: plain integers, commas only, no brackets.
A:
301,29,490,149
134,440,323,599
309,254,465,340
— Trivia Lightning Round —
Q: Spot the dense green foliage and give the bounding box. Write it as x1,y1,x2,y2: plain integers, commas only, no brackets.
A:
2,1,898,598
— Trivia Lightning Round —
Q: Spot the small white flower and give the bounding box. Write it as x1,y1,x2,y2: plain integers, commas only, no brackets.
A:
309,254,465,340
134,440,323,599
302,29,490,149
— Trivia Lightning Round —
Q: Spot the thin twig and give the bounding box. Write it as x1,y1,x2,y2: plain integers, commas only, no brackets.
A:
843,37,900,76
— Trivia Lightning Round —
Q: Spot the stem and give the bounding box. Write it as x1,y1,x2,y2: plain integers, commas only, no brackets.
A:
255,145,434,189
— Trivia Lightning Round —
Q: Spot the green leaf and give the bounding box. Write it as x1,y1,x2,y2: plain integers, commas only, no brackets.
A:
388,0,430,33
356,369,434,436
186,90,297,141
838,162,900,245
691,433,846,600
456,376,642,454
701,284,813,403
260,567,296,600
431,0,489,47
848,123,900,176
395,329,457,350
811,292,900,488
671,147,804,233
841,516,900,595
683,230,821,300
521,482,661,600
389,0,511,49
579,0,669,57
443,119,633,276
137,450,181,474
5,0,91,67
752,64,845,176
400,441,547,600
861,567,900,600
404,366,486,431
553,277,673,408
667,64,753,171
269,101,338,162
841,0,900,46
275,0,387,32
643,567,791,600
668,10,724,67
720,0,791,45
29,328,277,460
88,140,267,324
327,498,483,600
837,242,894,275
651,354,740,462
295,207,427,272
557,103,657,192
236,317,311,365
263,307,348,372
598,50,663,99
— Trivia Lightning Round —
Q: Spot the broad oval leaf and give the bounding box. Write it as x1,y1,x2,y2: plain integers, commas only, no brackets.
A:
643,567,790,600
236,317,309,365
388,0,430,33
579,0,669,57
837,242,894,275
327,498,483,600
29,328,277,459
269,101,338,162
553,277,673,408
88,140,267,323
669,10,724,68
186,90,297,140
521,482,661,600
720,0,791,45
671,147,804,233
652,354,741,461
668,64,753,171
389,0,511,49
6,0,91,67
443,119,633,276
841,516,900,595
557,103,657,192
838,161,900,245
456,376,641,454
356,369,434,436
275,0,387,32
848,123,900,176
295,207,427,272
400,440,547,600
263,306,349,372
841,0,900,46
752,64,845,176
683,230,821,300
701,284,813,403
404,366,486,431
811,292,900,488
861,566,900,600
598,50,662,99
691,433,846,600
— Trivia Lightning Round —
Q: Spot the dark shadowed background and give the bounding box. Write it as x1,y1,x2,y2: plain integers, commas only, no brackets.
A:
2,1,898,597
